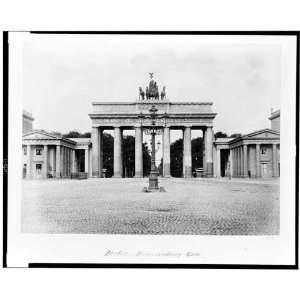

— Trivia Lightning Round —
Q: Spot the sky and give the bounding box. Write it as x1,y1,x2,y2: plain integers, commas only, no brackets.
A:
22,34,281,136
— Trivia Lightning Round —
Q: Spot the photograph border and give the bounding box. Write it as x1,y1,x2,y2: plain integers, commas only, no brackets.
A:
2,30,299,269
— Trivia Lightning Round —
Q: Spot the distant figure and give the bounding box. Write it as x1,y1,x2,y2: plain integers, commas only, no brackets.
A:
248,170,251,178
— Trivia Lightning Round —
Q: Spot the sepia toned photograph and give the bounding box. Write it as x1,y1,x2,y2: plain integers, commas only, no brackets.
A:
5,32,297,267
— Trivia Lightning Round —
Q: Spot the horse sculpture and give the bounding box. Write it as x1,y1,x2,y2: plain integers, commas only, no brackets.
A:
147,79,159,100
140,74,165,101
160,86,166,100
138,87,145,100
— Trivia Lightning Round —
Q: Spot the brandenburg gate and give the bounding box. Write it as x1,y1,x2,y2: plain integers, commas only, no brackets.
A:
89,75,217,178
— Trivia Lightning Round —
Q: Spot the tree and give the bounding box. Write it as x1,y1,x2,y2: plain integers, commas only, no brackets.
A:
62,131,91,138
50,131,62,137
102,133,114,177
230,133,242,138
81,132,91,138
142,142,151,176
63,131,81,138
170,138,183,177
192,137,203,171
102,133,151,178
215,131,228,138
170,137,204,177
122,135,135,177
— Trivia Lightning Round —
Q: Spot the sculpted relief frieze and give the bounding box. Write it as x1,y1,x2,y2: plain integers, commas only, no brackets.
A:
93,117,212,128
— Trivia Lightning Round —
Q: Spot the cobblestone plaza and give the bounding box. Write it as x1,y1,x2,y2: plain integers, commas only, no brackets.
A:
22,178,279,235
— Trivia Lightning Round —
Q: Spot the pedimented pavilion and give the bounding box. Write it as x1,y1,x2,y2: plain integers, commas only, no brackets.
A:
214,128,280,178
22,130,91,179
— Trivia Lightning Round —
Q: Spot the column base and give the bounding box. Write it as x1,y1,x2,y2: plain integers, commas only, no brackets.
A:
183,166,192,178
163,163,170,178
134,171,143,178
92,171,100,177
113,175,122,178
206,162,213,177
163,174,171,178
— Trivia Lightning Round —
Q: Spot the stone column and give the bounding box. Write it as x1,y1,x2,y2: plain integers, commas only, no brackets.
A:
232,148,234,176
235,148,238,176
114,126,122,177
63,147,66,177
43,145,48,179
68,148,72,176
85,148,89,173
26,145,31,179
229,148,233,177
163,126,171,177
241,147,244,176
66,148,68,177
56,145,61,178
92,127,101,177
205,126,213,177
134,126,143,178
243,144,248,177
66,148,69,176
89,148,92,177
272,143,278,177
67,148,70,176
234,148,237,176
256,144,260,177
60,146,63,177
183,126,192,178
202,129,206,174
216,148,221,177
236,146,241,176
72,149,76,173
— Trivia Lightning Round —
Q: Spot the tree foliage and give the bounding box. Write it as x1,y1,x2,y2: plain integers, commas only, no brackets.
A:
102,133,114,177
229,133,242,138
192,137,203,171
63,131,81,138
214,131,228,138
170,137,204,177
63,131,91,138
102,133,151,178
122,136,135,177
170,138,183,177
142,143,151,176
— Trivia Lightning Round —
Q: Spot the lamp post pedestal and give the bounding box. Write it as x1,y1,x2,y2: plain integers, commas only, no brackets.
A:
148,132,160,191
141,105,166,193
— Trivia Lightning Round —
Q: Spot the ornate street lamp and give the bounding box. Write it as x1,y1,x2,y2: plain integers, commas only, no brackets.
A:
140,105,165,192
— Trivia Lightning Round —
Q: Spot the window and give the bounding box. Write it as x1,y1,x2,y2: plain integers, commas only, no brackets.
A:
261,147,267,155
36,164,42,174
36,148,42,155
23,147,27,155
